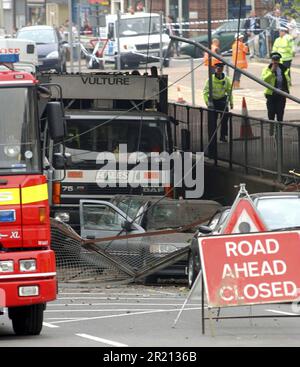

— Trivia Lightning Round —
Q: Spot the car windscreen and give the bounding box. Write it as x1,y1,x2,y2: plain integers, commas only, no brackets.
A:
111,197,146,224
17,29,56,44
256,196,300,230
119,16,160,36
146,201,220,230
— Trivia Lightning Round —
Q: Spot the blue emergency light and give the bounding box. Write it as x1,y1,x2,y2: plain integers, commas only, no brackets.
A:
0,210,16,223
0,54,20,63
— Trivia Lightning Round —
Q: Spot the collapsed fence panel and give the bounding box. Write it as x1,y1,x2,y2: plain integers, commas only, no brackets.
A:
51,219,192,284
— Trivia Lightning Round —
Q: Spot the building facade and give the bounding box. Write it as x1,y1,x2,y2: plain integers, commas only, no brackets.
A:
0,0,276,36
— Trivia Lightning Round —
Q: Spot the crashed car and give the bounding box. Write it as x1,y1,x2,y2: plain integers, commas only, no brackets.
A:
79,195,220,282
188,192,300,288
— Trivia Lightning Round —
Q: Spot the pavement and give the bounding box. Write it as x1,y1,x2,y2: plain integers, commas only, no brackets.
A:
165,55,300,121
1,284,300,347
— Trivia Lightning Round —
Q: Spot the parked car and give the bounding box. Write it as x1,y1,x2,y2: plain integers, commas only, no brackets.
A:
79,195,221,283
181,17,275,58
16,25,67,72
188,192,300,288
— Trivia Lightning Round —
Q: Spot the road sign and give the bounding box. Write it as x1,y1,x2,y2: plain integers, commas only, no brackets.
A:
222,197,267,234
199,230,300,307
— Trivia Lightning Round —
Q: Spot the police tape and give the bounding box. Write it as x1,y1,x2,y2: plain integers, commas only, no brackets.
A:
130,50,205,62
80,43,105,62
165,14,300,31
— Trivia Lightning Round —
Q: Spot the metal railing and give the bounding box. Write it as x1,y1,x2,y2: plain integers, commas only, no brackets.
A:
168,103,300,182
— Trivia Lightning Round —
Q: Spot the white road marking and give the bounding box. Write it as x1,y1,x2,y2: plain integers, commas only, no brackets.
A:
49,307,202,325
48,302,201,307
46,308,177,312
46,318,86,320
42,322,60,328
76,333,128,347
59,292,179,296
266,309,299,316
58,296,186,300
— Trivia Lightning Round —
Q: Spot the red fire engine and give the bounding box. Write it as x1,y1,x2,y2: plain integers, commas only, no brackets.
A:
0,50,65,335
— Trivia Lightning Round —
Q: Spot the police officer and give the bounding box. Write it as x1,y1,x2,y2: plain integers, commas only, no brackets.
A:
262,52,290,131
272,27,294,79
203,62,233,142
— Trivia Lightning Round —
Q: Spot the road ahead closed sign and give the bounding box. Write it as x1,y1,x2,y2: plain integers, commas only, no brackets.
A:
199,231,300,307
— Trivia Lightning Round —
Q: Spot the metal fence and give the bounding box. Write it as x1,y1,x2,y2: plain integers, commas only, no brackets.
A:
51,219,190,285
168,103,300,181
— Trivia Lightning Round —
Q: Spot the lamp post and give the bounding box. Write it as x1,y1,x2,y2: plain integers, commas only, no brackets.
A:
68,0,74,72
207,0,217,161
13,0,16,30
0,0,4,30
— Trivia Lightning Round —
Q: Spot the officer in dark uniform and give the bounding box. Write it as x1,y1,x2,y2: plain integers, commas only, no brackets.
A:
261,52,290,130
203,62,233,142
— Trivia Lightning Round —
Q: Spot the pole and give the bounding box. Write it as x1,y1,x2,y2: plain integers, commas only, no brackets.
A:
44,0,47,25
116,10,121,70
68,0,74,73
201,271,205,335
159,11,163,75
96,3,100,37
191,57,195,106
12,0,16,31
77,1,81,73
207,1,212,104
0,0,4,31
178,0,183,36
207,0,217,162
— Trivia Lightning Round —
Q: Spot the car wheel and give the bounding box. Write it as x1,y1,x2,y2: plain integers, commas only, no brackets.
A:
114,57,125,70
62,61,67,73
163,58,170,67
188,252,197,289
56,59,66,73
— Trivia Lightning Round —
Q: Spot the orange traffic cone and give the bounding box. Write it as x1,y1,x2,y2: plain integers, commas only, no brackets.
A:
176,86,186,104
239,97,254,139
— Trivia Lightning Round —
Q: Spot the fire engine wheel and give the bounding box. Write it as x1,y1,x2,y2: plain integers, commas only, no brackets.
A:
9,304,45,336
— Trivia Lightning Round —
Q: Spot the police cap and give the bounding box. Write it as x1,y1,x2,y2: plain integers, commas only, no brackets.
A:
270,52,282,60
215,62,225,67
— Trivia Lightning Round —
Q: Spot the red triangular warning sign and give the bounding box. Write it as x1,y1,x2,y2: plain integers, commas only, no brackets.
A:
222,197,267,234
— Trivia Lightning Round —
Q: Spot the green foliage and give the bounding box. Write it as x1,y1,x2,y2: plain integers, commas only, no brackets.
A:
281,0,300,15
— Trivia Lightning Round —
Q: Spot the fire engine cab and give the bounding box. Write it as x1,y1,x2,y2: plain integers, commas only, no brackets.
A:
0,44,65,335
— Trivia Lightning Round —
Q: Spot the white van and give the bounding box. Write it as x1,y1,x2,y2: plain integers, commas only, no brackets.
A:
102,12,171,68
0,38,38,73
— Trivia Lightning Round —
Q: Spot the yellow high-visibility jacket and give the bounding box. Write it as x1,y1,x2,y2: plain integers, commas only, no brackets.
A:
272,35,295,62
261,63,290,96
203,74,233,106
